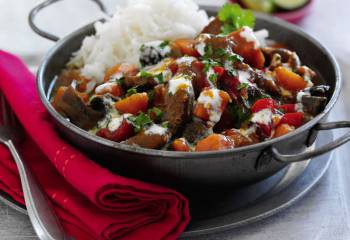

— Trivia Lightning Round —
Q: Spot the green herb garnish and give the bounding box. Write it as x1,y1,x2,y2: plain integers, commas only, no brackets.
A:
161,121,169,128
159,40,170,49
127,112,153,133
227,103,251,128
139,70,154,78
126,87,138,96
148,107,163,121
155,73,164,84
237,83,249,90
208,73,218,85
218,3,255,35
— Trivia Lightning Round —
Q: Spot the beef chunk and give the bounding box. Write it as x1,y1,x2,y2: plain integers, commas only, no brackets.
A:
123,131,169,149
52,86,103,130
183,121,210,143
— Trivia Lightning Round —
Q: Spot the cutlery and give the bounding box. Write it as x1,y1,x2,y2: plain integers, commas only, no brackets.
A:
0,94,69,240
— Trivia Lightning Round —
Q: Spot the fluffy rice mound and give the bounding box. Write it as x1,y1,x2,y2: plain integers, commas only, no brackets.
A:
69,0,209,82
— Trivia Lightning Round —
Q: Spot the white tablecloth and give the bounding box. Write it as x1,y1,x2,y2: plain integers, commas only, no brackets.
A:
1,0,350,239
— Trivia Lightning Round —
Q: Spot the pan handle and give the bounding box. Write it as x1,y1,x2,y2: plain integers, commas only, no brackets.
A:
271,121,350,163
28,0,107,42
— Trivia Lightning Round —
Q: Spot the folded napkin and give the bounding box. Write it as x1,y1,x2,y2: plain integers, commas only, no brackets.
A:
0,50,190,240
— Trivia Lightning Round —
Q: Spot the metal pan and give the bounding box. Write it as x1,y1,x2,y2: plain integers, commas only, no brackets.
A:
29,0,349,190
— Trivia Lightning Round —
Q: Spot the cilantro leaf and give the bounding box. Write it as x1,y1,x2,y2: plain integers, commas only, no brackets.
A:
148,107,163,121
159,40,170,49
208,73,218,84
237,83,249,90
127,112,153,133
139,70,153,78
126,87,138,97
218,3,255,35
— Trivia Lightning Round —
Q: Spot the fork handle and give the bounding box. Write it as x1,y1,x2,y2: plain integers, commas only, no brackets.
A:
7,140,68,240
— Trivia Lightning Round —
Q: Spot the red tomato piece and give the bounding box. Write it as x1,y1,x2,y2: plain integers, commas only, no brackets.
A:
251,98,277,113
96,120,134,142
280,112,304,127
279,104,296,113
258,123,272,138
213,66,225,78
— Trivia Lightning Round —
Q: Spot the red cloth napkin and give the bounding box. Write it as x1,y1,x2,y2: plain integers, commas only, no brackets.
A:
0,50,190,240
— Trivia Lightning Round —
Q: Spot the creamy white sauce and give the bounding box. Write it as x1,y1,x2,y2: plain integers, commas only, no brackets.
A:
295,103,304,112
85,80,96,93
176,56,196,65
108,116,124,132
240,26,260,49
196,42,206,56
110,72,124,81
238,70,252,84
254,29,269,47
251,109,272,125
296,90,310,102
197,88,223,123
95,82,116,94
168,75,193,95
145,124,167,135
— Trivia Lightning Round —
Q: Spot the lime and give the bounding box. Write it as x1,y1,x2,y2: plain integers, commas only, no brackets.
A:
273,0,309,10
241,0,275,13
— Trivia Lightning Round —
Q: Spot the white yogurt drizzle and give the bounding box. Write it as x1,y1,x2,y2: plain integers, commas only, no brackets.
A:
145,124,167,136
240,26,260,49
168,75,193,95
197,88,223,123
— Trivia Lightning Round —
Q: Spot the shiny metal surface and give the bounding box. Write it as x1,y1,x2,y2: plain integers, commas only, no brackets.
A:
0,95,67,240
28,0,107,42
33,5,344,189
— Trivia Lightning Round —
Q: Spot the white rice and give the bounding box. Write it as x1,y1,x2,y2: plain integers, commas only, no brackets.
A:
69,0,209,83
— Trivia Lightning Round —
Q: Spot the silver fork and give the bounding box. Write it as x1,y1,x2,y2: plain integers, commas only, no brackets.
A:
0,94,68,240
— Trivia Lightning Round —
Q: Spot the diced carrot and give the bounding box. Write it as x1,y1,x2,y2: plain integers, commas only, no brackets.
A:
273,124,295,138
95,82,124,97
218,90,231,110
275,66,307,91
229,29,265,69
195,134,234,152
171,39,200,57
193,103,210,121
115,93,148,114
171,138,191,152
104,63,138,82
272,115,282,128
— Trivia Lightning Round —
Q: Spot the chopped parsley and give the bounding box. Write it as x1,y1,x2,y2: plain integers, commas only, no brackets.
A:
115,77,124,85
159,40,170,49
218,3,255,35
139,70,154,78
161,121,169,128
126,87,138,96
148,107,163,121
140,70,164,84
208,72,218,85
237,83,249,90
127,112,153,133
155,73,164,83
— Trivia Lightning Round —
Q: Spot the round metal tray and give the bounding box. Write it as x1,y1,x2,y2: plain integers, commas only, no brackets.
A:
182,130,333,238
0,131,333,239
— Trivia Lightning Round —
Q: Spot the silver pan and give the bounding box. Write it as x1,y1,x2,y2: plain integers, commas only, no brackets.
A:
29,0,349,191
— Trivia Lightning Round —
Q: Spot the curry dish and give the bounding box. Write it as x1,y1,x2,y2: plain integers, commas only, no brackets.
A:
52,4,329,152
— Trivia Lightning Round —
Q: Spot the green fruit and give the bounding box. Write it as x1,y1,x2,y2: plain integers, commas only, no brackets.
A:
273,0,309,10
241,0,275,13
